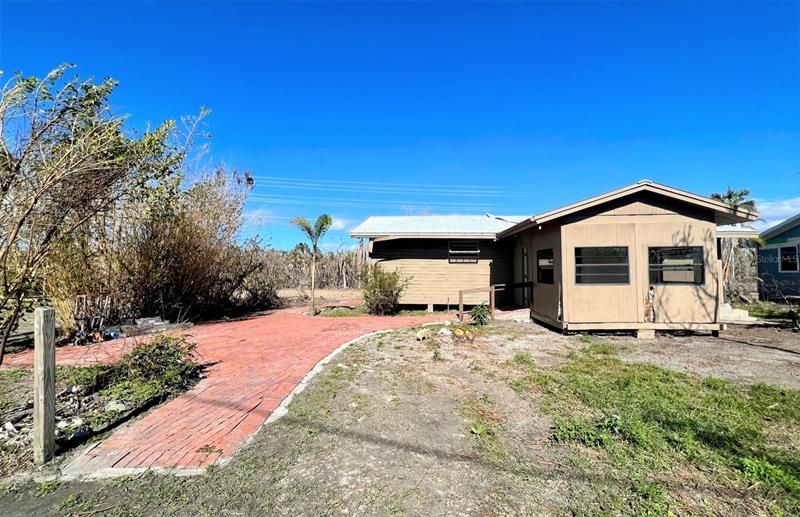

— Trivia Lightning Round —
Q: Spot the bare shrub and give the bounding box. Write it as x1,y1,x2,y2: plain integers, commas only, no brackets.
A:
0,65,178,363
43,169,280,329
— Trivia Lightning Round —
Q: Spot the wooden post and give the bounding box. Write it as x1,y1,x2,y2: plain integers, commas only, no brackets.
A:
458,291,464,322
33,307,56,465
489,286,496,321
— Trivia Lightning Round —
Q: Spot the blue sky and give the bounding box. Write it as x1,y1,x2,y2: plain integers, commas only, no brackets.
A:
2,1,798,249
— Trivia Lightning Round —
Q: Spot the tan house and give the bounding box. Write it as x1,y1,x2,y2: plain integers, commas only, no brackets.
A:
351,180,759,337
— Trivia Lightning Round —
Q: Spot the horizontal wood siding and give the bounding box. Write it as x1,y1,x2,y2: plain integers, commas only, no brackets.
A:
370,239,512,305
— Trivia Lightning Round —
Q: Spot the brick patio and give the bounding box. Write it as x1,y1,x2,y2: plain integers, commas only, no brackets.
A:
5,307,447,475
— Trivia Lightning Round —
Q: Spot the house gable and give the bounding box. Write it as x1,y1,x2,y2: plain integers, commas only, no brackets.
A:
763,217,800,246
499,180,757,238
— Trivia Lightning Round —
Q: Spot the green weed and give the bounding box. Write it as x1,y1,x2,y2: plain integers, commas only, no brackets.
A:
37,481,59,496
513,342,800,514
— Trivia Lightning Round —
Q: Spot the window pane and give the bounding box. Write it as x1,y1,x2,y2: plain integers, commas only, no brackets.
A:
575,247,628,264
576,265,629,276
574,247,629,284
537,249,554,284
576,274,629,284
781,246,798,272
648,247,704,284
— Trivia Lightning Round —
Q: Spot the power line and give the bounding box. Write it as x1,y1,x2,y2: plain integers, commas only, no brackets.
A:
248,196,496,211
252,175,503,190
249,192,494,206
254,180,506,196
251,176,543,197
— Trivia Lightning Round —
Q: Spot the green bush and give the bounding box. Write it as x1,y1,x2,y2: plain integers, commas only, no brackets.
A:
118,335,200,394
362,265,409,315
470,303,491,326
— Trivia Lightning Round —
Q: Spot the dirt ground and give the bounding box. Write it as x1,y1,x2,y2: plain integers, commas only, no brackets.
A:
1,321,798,515
277,288,361,308
608,325,800,390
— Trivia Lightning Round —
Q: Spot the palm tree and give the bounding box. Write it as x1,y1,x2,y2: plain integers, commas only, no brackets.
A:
710,187,756,214
291,214,333,314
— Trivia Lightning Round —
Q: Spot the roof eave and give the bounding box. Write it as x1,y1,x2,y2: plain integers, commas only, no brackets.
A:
497,217,536,239
496,182,759,238
717,229,760,239
350,232,499,240
760,213,800,241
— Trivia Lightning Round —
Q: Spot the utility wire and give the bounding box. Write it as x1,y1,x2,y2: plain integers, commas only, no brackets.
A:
251,176,542,197
252,175,504,189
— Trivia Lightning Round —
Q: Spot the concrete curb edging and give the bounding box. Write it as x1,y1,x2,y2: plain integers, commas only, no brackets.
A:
224,320,450,465
25,320,450,482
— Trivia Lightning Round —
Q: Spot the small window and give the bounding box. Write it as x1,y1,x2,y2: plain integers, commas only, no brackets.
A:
575,247,629,284
780,246,799,272
649,247,705,285
448,240,479,263
537,249,554,284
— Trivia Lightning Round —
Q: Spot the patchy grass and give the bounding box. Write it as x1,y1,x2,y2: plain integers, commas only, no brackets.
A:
0,335,201,478
738,302,797,325
319,305,453,318
2,324,798,515
318,305,369,317
508,340,800,515
462,394,508,464
0,368,30,413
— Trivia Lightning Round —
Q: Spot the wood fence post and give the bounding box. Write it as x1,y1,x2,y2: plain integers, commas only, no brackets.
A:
458,291,464,322
33,307,56,465
489,286,496,321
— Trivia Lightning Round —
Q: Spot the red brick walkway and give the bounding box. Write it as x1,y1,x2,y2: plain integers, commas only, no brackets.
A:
5,307,447,476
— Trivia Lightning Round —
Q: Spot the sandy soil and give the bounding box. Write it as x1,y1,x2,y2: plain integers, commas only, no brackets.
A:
2,321,798,515
278,288,362,307
606,324,800,390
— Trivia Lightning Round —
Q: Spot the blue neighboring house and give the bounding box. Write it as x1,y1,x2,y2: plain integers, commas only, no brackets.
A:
759,214,800,300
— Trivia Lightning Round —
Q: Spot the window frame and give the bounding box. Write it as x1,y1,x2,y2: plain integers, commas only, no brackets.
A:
574,246,630,285
648,246,705,285
779,245,799,273
536,248,554,285
448,240,480,264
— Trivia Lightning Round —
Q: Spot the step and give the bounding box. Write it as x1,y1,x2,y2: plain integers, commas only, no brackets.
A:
720,307,758,323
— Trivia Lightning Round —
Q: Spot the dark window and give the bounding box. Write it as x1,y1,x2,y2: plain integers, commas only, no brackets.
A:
575,247,629,284
448,240,479,263
648,247,705,284
780,246,799,272
537,249,554,284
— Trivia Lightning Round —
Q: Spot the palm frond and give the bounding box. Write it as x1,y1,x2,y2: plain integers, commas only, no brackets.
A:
290,216,314,241
314,214,333,237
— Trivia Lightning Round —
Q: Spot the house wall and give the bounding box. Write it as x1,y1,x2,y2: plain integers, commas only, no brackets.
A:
509,226,562,322
758,224,800,299
556,192,720,326
370,238,513,306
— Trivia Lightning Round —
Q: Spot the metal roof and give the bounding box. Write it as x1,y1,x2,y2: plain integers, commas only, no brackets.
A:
761,213,800,241
350,214,526,239
717,224,760,239
351,181,761,241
